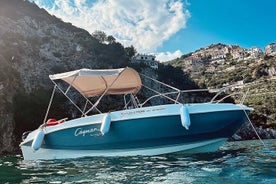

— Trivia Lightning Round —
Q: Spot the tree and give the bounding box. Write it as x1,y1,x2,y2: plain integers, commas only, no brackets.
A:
225,53,232,61
92,30,107,43
124,45,137,58
107,35,116,44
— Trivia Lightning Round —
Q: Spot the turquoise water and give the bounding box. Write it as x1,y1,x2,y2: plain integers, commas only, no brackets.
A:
0,140,275,184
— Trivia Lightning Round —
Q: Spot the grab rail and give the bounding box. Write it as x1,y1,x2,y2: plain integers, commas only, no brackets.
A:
139,83,250,107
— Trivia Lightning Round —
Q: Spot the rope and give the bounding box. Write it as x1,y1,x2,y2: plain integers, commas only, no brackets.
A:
140,73,181,92
243,109,266,147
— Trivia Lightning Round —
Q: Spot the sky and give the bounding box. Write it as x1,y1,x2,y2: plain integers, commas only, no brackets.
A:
31,0,276,62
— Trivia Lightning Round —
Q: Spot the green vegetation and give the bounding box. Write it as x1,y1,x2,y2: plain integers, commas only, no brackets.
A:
245,81,276,128
157,64,197,90
169,47,276,129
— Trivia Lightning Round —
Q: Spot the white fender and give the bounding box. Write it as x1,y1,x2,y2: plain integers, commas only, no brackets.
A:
31,129,45,151
100,113,111,135
180,105,191,130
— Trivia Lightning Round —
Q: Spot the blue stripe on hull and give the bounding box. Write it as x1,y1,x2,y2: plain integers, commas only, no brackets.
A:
42,110,247,150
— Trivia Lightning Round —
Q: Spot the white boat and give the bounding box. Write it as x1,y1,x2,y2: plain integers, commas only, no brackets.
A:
20,67,252,160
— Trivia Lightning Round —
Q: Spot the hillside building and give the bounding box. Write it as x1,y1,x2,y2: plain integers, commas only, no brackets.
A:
131,54,158,69
265,43,276,56
248,47,263,58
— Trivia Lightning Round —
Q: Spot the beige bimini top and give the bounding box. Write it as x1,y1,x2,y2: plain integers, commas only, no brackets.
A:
49,67,142,97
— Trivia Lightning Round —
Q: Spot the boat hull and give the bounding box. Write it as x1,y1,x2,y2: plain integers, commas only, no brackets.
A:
21,138,227,160
20,103,251,160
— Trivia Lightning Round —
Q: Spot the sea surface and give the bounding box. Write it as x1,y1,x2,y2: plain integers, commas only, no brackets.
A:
0,139,275,184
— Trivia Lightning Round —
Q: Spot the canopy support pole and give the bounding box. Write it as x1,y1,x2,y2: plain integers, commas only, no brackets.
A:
42,85,57,125
65,75,77,94
84,68,125,115
51,80,86,116
130,94,139,108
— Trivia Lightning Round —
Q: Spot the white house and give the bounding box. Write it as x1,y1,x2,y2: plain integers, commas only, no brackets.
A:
131,54,158,69
248,47,263,58
265,43,276,56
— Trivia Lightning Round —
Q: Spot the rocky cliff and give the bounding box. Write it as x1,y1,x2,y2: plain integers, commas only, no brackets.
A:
0,0,197,154
0,0,131,154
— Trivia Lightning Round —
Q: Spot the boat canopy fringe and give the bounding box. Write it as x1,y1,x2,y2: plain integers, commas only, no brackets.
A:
49,67,142,97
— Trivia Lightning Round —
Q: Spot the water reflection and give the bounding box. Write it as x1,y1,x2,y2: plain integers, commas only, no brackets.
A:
0,139,275,183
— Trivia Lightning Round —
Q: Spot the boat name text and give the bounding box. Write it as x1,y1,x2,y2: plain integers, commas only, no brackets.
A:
74,128,101,137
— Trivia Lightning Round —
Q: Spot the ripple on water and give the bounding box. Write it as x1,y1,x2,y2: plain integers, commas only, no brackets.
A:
0,139,275,184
